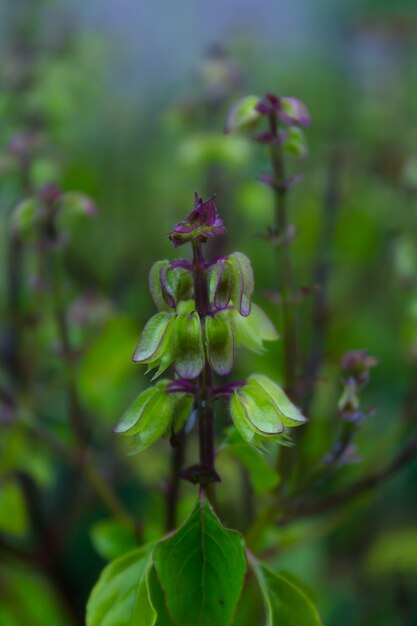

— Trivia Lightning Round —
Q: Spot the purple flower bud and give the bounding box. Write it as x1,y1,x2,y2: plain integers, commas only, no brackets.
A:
341,350,378,386
168,193,226,248
40,182,62,206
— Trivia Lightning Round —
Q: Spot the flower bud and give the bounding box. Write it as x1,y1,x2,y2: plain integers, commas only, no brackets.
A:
230,374,306,450
173,312,204,379
228,252,254,317
229,303,278,353
205,313,234,376
114,381,174,454
209,258,234,311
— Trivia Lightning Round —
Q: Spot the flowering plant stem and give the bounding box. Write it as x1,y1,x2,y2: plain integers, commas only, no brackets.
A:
192,241,216,483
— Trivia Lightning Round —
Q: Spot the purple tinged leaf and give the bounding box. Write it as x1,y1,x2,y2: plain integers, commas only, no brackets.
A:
132,312,174,363
173,312,204,380
205,313,234,376
258,173,276,189
280,97,311,127
209,258,234,311
229,252,254,317
254,132,277,144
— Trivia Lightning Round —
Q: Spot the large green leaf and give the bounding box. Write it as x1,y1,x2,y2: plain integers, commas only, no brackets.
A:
254,562,323,626
86,544,156,626
154,497,246,626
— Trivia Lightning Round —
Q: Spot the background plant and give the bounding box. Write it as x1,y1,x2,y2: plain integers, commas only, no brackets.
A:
1,0,417,624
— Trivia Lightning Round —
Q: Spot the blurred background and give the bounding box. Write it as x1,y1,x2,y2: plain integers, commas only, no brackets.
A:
1,0,417,624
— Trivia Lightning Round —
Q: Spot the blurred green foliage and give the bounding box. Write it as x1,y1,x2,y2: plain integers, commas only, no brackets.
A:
1,0,417,624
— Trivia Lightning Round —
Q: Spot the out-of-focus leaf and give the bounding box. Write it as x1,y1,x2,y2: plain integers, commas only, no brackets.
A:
90,519,138,561
0,562,73,626
154,497,246,626
253,562,323,626
86,544,155,626
223,429,280,493
0,479,28,536
77,317,139,419
225,95,261,133
366,528,417,575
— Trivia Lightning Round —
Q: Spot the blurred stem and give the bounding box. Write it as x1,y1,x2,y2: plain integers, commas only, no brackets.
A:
303,149,342,412
268,112,299,401
192,241,217,486
48,245,136,530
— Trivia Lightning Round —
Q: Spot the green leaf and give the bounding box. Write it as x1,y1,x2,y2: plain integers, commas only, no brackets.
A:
86,544,156,626
253,562,323,626
154,497,246,626
366,527,417,575
90,519,138,560
229,252,254,317
205,313,234,376
224,430,280,493
147,567,175,626
282,127,307,158
225,95,261,133
173,312,204,379
0,479,28,536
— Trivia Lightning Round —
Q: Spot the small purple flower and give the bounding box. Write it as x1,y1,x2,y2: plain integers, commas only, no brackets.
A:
255,93,311,128
342,350,378,386
168,193,226,248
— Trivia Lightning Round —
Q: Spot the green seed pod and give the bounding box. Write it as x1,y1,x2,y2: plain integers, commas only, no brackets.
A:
230,391,258,447
230,303,278,353
173,312,204,379
114,381,174,454
228,252,254,317
238,384,285,436
248,374,306,426
113,387,158,434
133,312,175,367
205,313,234,376
209,258,234,311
